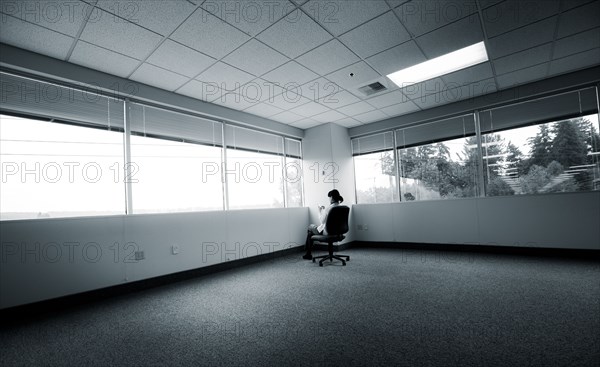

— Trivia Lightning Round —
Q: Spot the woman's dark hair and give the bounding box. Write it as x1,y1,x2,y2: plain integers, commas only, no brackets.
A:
328,189,343,203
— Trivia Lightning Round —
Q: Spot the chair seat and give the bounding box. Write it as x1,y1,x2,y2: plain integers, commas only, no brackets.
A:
311,234,345,242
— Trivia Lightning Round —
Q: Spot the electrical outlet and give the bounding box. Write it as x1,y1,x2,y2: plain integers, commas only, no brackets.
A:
172,245,180,255
134,251,144,260
364,224,368,231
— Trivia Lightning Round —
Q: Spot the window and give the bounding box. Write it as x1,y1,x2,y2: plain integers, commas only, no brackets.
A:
225,125,286,210
351,87,600,203
128,103,224,213
0,72,126,220
0,115,125,219
396,115,479,201
352,132,397,204
480,87,599,196
284,138,304,208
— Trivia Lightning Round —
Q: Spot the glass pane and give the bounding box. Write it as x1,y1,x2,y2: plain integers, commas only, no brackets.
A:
0,114,125,220
285,157,303,207
226,150,285,209
354,150,398,204
398,136,479,201
483,114,600,196
130,135,223,213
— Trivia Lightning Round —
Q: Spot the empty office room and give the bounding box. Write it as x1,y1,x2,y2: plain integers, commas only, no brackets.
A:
1,0,599,365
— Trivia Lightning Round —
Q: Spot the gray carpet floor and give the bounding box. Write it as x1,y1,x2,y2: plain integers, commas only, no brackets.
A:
1,248,599,366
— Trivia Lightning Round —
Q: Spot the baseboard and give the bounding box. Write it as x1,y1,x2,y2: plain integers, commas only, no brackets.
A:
346,241,600,259
0,245,304,323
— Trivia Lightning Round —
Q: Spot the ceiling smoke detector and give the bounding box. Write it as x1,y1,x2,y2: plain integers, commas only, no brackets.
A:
358,81,387,96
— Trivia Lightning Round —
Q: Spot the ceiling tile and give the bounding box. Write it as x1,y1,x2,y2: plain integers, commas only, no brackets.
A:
257,11,332,58
303,0,390,36
366,40,426,76
147,40,215,78
171,8,250,58
339,11,410,58
380,100,421,117
262,61,319,88
242,79,286,103
201,0,295,36
337,101,375,116
243,102,285,118
366,90,408,109
95,0,197,36
130,63,190,91
444,78,497,101
482,0,560,38
410,90,451,110
395,0,477,37
493,43,552,75
295,39,360,75
334,118,362,128
311,110,346,123
222,39,289,76
291,118,321,129
270,110,305,124
486,17,557,59
441,62,494,86
318,89,362,109
177,79,222,101
416,14,484,59
496,63,549,89
553,27,600,59
399,77,447,100
288,101,330,117
196,62,255,91
69,41,140,78
263,92,311,110
325,61,380,91
354,109,388,123
0,0,88,37
0,15,74,60
212,92,261,110
298,77,342,103
557,1,600,38
80,8,162,60
548,48,600,76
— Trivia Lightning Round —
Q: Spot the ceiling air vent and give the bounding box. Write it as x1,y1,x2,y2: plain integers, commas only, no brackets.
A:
358,81,387,96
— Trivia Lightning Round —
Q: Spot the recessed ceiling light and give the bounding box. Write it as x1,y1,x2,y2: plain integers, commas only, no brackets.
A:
386,42,489,87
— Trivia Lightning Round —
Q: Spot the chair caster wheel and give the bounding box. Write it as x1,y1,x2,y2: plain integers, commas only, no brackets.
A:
347,257,350,261
312,259,315,263
342,262,346,266
319,263,323,267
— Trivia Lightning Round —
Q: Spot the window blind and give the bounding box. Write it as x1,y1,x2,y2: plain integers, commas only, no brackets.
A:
285,138,302,159
225,124,284,156
479,87,598,133
128,102,223,146
0,72,124,130
396,114,476,148
351,131,394,156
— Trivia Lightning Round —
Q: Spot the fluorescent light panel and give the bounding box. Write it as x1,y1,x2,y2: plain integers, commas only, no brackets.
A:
387,42,489,87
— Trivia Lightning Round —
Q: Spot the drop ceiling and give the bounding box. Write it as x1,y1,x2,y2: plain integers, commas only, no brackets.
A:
1,0,599,130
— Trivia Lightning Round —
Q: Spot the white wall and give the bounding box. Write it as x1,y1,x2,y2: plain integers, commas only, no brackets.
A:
352,191,600,249
0,207,308,309
302,123,356,242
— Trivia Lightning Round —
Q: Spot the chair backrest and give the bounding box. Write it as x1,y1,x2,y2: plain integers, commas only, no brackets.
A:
325,205,350,236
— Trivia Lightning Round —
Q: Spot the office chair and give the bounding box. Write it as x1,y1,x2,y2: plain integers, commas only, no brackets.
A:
312,205,350,266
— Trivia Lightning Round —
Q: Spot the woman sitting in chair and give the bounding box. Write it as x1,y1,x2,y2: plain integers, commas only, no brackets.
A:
303,189,344,260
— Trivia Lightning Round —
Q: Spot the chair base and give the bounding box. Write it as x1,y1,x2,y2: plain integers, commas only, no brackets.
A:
312,251,350,266
312,254,350,266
